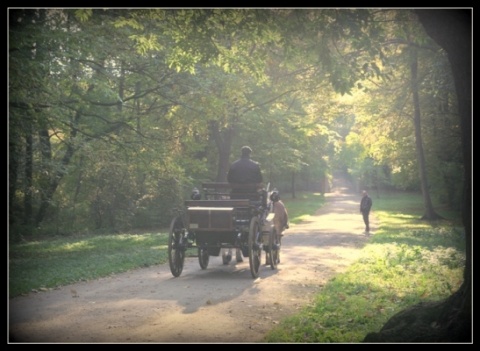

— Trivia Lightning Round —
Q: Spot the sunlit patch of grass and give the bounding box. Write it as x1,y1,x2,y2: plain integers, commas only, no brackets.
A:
282,192,326,224
264,191,465,343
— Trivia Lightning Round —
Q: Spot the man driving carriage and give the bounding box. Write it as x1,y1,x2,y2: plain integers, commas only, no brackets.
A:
223,146,263,263
225,147,289,266
227,146,263,200
168,145,287,277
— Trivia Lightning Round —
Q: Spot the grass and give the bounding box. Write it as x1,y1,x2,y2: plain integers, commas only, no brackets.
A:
262,191,466,343
8,190,466,342
8,233,169,298
282,191,326,224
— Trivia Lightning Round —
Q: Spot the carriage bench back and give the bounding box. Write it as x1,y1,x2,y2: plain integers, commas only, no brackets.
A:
202,182,262,201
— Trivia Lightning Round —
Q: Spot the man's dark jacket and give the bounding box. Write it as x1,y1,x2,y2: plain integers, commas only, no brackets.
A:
227,156,263,184
360,195,372,213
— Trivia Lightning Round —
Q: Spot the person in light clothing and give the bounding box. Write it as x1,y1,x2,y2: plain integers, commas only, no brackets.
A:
270,190,289,237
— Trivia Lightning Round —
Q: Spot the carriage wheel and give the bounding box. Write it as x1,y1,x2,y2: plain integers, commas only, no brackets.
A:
269,228,280,270
236,248,243,263
168,216,186,277
198,247,210,269
248,216,262,278
222,249,232,265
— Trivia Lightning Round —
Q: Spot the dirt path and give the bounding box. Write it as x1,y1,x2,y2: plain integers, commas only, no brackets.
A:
9,177,375,343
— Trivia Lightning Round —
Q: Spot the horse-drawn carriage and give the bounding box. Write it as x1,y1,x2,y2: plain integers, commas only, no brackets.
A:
168,182,281,278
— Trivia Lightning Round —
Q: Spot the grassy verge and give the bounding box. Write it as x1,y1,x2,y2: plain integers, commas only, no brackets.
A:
8,192,323,298
8,233,169,298
262,191,465,342
282,191,326,224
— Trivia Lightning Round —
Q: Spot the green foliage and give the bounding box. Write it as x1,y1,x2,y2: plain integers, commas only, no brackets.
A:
336,11,462,202
74,9,93,22
9,9,463,240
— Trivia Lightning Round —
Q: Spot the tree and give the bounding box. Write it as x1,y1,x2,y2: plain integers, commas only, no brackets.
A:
409,45,443,220
364,9,471,342
9,9,197,232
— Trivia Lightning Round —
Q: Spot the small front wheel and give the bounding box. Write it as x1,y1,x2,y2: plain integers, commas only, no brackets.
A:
168,216,186,277
198,247,210,269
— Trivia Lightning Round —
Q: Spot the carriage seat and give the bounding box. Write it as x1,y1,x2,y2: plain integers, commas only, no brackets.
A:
201,182,263,201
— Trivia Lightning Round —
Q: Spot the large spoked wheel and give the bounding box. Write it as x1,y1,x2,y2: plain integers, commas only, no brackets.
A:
269,228,280,270
198,247,210,269
248,216,262,278
168,216,186,277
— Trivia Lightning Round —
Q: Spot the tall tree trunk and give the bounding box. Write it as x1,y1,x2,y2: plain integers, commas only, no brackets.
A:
35,111,80,226
409,47,442,220
118,60,125,113
71,154,85,225
8,132,20,226
416,9,471,341
210,120,234,182
23,124,33,226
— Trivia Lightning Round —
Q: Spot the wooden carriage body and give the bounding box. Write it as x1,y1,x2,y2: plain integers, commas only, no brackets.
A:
167,182,280,278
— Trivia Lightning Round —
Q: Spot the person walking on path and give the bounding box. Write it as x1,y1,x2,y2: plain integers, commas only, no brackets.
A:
360,190,373,234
